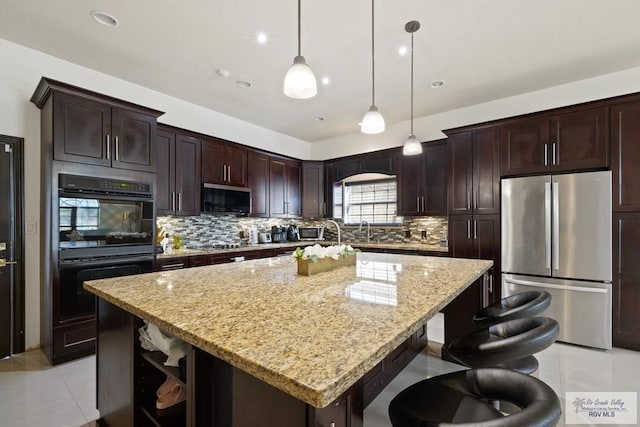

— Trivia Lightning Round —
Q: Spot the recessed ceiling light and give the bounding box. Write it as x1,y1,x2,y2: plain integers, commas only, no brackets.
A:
314,116,325,122
257,32,268,44
321,76,330,86
216,68,230,78
398,46,408,56
430,80,445,88
236,80,252,88
90,10,119,27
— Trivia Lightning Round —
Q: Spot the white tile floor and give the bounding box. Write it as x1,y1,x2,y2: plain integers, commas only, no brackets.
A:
0,313,638,426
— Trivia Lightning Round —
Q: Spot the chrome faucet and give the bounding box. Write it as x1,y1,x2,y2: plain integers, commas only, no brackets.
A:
359,220,372,243
320,220,341,246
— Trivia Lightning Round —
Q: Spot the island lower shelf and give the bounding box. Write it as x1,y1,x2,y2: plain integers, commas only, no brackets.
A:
96,298,430,427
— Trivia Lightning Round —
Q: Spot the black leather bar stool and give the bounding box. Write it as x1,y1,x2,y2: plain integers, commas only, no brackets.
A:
443,317,559,375
473,291,552,326
389,368,561,426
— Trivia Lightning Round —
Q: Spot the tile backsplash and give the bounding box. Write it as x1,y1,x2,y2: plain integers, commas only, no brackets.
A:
157,215,448,248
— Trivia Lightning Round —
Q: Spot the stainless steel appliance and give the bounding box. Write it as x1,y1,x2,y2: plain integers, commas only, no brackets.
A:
201,183,251,215
298,226,323,241
501,171,612,349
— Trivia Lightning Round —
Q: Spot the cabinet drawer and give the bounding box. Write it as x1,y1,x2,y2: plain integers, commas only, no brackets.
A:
53,319,96,360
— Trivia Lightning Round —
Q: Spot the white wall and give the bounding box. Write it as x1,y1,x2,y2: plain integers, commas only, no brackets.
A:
310,66,640,160
0,38,311,350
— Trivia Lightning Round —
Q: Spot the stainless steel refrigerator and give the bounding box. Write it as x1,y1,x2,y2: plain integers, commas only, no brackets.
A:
501,170,612,349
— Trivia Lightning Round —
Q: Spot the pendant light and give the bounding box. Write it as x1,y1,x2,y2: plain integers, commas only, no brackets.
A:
402,21,422,156
361,0,385,134
284,0,317,99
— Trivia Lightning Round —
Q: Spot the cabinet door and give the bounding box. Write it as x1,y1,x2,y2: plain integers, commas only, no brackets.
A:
611,101,640,211
247,151,270,217
448,133,472,214
201,138,225,184
613,213,640,350
110,107,156,172
334,159,362,181
473,215,501,304
501,118,549,176
302,161,325,218
269,158,287,217
423,142,447,216
225,145,248,187
52,92,111,166
286,160,302,217
362,151,397,175
398,153,423,216
448,215,474,259
550,108,608,172
156,130,176,215
175,134,201,216
473,128,500,215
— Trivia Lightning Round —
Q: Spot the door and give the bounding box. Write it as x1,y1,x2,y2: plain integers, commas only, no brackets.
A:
472,127,501,215
398,152,423,216
500,118,549,176
248,151,270,217
553,171,612,281
611,101,640,212
110,107,156,172
201,138,225,184
448,132,472,214
0,136,24,357
225,145,248,187
156,130,176,215
174,134,201,216
285,161,301,217
501,175,550,276
423,142,447,216
269,158,287,217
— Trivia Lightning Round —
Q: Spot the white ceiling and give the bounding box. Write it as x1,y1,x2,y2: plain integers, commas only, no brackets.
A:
2,0,640,143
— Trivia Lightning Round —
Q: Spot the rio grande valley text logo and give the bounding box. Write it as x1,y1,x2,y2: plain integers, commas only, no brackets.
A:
566,392,637,425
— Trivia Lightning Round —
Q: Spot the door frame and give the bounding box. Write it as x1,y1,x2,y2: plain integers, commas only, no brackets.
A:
0,134,25,354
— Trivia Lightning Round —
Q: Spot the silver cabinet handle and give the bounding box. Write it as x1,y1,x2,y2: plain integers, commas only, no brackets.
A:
552,142,557,165
467,190,471,210
474,190,478,210
544,143,548,166
323,202,327,215
222,165,227,182
178,192,182,212
227,165,231,182
544,182,551,270
114,136,119,161
106,134,111,159
171,192,176,211
473,220,477,239
488,274,493,293
330,423,335,427
416,196,420,213
552,180,559,270
421,196,425,212
467,220,471,240
161,263,184,270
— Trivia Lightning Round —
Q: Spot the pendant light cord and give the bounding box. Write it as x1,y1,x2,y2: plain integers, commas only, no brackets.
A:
371,0,376,106
297,0,302,57
410,30,414,134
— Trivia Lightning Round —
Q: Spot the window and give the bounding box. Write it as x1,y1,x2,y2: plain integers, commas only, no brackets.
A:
333,175,401,225
59,197,100,231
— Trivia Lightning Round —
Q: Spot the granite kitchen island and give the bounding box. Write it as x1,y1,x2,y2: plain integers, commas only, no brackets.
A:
85,252,492,427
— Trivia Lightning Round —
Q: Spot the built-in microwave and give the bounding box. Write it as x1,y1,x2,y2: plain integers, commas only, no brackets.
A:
298,226,324,241
202,183,251,215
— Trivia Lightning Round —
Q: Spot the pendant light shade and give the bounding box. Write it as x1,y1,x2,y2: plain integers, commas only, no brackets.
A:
284,0,317,99
361,0,385,134
361,105,385,134
402,20,422,156
402,134,422,155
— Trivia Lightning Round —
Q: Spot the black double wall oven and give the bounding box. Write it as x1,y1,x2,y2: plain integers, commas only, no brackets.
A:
55,174,154,361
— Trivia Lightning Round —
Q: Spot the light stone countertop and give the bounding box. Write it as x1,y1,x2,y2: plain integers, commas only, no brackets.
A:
156,241,448,259
84,252,490,408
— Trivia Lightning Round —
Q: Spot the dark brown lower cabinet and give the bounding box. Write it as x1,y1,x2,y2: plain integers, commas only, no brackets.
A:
613,213,640,350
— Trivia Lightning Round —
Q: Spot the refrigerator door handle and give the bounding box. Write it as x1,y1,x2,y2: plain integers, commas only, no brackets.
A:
552,180,560,270
544,182,551,270
504,277,608,294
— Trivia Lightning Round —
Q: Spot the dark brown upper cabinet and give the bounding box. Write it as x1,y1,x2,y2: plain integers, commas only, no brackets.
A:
53,92,157,172
330,149,398,182
448,128,500,216
247,151,270,218
31,78,162,173
611,101,640,212
301,161,325,218
398,140,447,216
201,138,248,187
501,107,609,176
156,128,201,216
269,158,301,218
